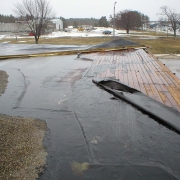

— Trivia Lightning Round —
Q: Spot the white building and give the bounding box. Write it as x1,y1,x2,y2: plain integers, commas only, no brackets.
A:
0,19,63,33
50,19,63,31
0,22,30,32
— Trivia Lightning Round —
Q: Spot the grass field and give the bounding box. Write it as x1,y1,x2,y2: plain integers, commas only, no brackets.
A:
0,36,113,45
127,37,180,54
0,32,180,54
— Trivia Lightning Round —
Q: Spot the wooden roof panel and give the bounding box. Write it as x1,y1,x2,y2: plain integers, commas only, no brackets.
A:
83,48,180,111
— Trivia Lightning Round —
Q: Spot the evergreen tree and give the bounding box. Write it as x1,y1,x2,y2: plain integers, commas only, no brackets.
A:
73,21,78,28
0,14,17,23
60,17,67,28
98,16,109,27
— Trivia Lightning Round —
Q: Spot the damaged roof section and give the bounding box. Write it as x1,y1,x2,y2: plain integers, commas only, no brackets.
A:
81,48,180,111
0,38,180,180
89,38,139,49
93,79,180,134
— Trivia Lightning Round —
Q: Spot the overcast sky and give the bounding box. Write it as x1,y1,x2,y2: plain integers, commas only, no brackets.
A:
0,0,180,21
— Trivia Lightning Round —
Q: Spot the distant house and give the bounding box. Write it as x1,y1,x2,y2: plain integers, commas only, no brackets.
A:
0,23,16,32
67,26,73,29
81,25,92,30
49,19,63,31
149,23,158,29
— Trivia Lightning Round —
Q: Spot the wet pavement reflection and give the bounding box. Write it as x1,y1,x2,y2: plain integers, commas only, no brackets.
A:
0,43,89,56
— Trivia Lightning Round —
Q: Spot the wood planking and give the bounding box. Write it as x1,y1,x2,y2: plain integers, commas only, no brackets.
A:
82,49,180,111
136,50,170,105
145,51,180,110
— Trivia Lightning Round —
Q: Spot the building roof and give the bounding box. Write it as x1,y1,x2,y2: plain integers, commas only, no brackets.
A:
82,48,180,111
50,19,62,22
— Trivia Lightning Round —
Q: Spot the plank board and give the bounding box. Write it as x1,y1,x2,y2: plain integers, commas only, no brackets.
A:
82,49,180,111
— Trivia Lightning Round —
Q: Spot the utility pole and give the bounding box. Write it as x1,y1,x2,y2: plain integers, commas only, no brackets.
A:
166,18,169,37
113,2,117,38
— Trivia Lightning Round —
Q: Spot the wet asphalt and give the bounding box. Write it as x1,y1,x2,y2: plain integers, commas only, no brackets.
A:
0,45,180,179
160,59,180,79
0,43,89,56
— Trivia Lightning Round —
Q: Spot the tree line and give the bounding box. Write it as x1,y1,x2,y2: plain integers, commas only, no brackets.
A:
61,18,99,28
0,14,108,28
1,0,179,43
54,16,110,28
0,14,17,23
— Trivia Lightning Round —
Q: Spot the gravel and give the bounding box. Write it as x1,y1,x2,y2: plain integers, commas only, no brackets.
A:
0,70,48,180
0,70,8,96
89,38,139,49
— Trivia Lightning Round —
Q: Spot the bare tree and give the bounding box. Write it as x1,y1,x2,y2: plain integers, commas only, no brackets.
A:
160,6,180,39
115,10,143,34
141,14,149,30
14,0,53,44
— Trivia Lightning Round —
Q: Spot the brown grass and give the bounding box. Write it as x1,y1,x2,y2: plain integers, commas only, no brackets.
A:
126,37,180,54
0,36,113,45
0,32,180,54
129,30,174,37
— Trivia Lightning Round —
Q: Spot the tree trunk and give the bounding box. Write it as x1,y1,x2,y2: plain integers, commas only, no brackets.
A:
126,29,129,34
173,29,176,40
35,39,38,44
34,36,39,44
